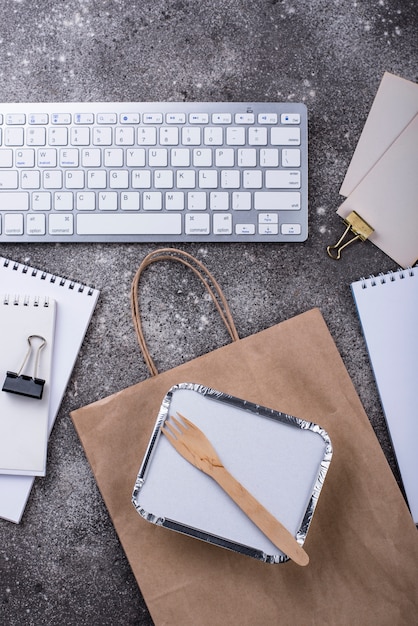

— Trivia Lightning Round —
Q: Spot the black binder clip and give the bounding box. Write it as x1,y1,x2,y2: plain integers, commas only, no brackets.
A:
2,335,47,400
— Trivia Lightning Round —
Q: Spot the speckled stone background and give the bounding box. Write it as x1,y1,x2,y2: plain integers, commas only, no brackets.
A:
0,1,417,625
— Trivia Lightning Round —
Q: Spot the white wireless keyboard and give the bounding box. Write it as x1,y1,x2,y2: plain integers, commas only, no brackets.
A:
0,102,308,243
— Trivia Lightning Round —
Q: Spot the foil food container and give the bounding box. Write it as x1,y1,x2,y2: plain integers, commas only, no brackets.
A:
132,383,333,564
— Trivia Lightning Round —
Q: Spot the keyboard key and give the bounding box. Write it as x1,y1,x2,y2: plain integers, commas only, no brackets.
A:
29,113,49,125
210,192,229,210
248,128,267,145
142,113,162,124
71,127,90,146
5,128,24,146
138,127,157,145
265,170,301,188
0,171,19,188
188,192,206,210
258,113,277,124
49,213,74,235
0,191,29,209
143,192,162,210
93,127,113,145
213,213,232,234
237,149,256,167
221,170,240,188
160,127,179,145
212,113,232,124
204,127,223,145
271,127,301,145
185,213,210,234
27,213,46,235
33,192,51,210
182,127,201,145
99,192,118,210
115,127,135,145
121,192,140,210
52,113,71,124
235,113,254,124
254,191,301,210
281,113,301,124
189,113,208,124
166,113,186,124
259,223,279,235
49,127,68,146
232,192,251,210
54,192,73,210
243,170,262,188
77,213,182,235
226,127,245,145
43,170,62,189
0,149,13,167
27,127,47,146
21,170,41,189
165,191,184,210
282,148,301,167
97,113,117,124
120,113,140,124
4,212,24,234
215,148,234,167
6,114,26,125
258,213,278,224
75,113,94,124
87,170,106,188
281,223,302,235
76,192,95,210
149,149,168,167
177,170,196,188
235,223,255,235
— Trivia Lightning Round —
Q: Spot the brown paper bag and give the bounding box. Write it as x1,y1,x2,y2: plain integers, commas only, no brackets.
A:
71,248,418,626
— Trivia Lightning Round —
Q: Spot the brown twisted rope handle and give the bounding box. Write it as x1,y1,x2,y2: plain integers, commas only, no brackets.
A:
130,248,239,376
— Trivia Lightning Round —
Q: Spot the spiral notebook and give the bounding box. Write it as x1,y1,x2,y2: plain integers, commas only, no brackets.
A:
0,295,56,476
0,258,99,522
351,266,418,522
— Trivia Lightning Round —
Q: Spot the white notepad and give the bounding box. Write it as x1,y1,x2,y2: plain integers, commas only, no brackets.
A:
0,258,100,522
0,295,56,476
351,267,418,523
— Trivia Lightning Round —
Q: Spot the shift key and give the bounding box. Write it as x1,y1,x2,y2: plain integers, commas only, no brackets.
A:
0,192,29,210
254,192,300,210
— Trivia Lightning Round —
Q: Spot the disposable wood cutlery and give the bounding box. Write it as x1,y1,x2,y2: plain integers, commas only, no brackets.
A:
161,412,309,567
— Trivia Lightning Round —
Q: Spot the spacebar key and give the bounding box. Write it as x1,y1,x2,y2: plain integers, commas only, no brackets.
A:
77,213,182,235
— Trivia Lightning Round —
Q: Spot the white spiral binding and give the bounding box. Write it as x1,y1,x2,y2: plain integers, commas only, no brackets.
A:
2,294,51,307
1,257,95,296
360,266,416,289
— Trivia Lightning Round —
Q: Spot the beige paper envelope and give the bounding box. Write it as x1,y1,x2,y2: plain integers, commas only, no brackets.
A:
336,113,418,268
340,72,418,197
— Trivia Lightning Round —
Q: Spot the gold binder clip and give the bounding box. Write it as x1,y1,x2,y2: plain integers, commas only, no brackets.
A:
327,211,374,260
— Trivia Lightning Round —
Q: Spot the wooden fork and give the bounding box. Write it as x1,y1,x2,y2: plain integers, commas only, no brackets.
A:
161,412,309,567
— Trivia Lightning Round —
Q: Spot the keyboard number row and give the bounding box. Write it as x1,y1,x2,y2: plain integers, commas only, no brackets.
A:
0,126,300,147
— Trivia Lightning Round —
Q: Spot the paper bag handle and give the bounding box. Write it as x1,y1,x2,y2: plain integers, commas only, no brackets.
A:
131,248,239,376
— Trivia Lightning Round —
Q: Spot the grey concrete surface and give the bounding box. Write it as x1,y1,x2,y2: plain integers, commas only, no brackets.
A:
0,1,417,624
